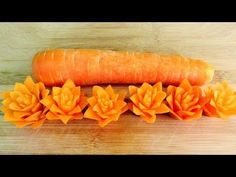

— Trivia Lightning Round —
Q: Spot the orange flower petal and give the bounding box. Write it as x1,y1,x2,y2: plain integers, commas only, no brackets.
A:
182,111,202,121
14,83,31,95
187,105,201,112
129,85,138,96
68,105,82,115
2,92,10,99
179,79,192,91
105,85,114,98
152,91,166,107
132,104,144,116
93,104,103,114
104,109,118,116
8,102,22,111
121,104,129,114
140,82,153,93
191,111,203,120
58,115,73,124
39,82,49,97
166,94,174,110
174,99,182,111
154,103,170,114
143,109,156,116
72,112,83,120
31,118,46,129
138,102,147,110
130,94,139,105
63,79,76,89
78,96,88,110
13,111,31,119
32,102,42,112
87,96,97,106
115,100,127,110
24,76,35,91
140,113,156,123
40,95,55,108
52,87,61,96
46,112,59,120
169,109,183,120
178,110,195,117
46,111,72,124
153,82,162,90
25,111,42,121
98,118,115,127
15,121,34,128
50,104,65,114
4,109,22,122
167,85,176,95
203,103,218,117
106,113,120,121
84,107,102,121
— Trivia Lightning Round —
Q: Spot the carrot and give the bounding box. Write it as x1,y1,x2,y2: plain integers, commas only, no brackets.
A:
32,49,214,86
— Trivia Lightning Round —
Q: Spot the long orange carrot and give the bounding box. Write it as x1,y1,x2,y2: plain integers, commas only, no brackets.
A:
32,49,214,86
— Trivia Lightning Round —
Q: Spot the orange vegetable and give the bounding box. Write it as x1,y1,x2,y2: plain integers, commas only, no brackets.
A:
32,49,214,86
128,82,169,123
40,80,88,124
203,81,236,118
84,85,128,127
1,76,49,128
166,79,208,120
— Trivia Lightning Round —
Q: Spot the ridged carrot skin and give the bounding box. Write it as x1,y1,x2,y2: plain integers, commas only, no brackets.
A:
32,49,214,86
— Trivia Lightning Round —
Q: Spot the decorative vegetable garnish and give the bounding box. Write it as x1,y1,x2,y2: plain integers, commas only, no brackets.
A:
84,85,128,127
128,82,169,123
1,76,49,128
32,49,214,86
1,74,236,129
203,81,236,118
40,80,88,124
166,79,208,120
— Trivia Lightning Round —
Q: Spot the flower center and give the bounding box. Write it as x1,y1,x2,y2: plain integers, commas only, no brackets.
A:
143,90,152,107
98,97,114,113
60,88,74,112
17,93,32,107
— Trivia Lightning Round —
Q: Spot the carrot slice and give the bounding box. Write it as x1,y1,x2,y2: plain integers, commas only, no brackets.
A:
40,79,88,124
84,85,128,127
128,82,169,123
1,76,49,128
166,79,208,120
203,81,236,119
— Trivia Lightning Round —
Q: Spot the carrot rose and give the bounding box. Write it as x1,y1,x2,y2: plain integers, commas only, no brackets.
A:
203,81,236,118
128,82,169,123
166,79,207,120
40,80,88,124
1,76,49,128
84,85,128,127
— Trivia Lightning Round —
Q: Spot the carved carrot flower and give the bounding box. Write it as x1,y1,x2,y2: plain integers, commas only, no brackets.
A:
203,81,236,118
40,80,88,124
1,76,49,128
166,79,207,120
128,82,169,123
84,85,128,127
